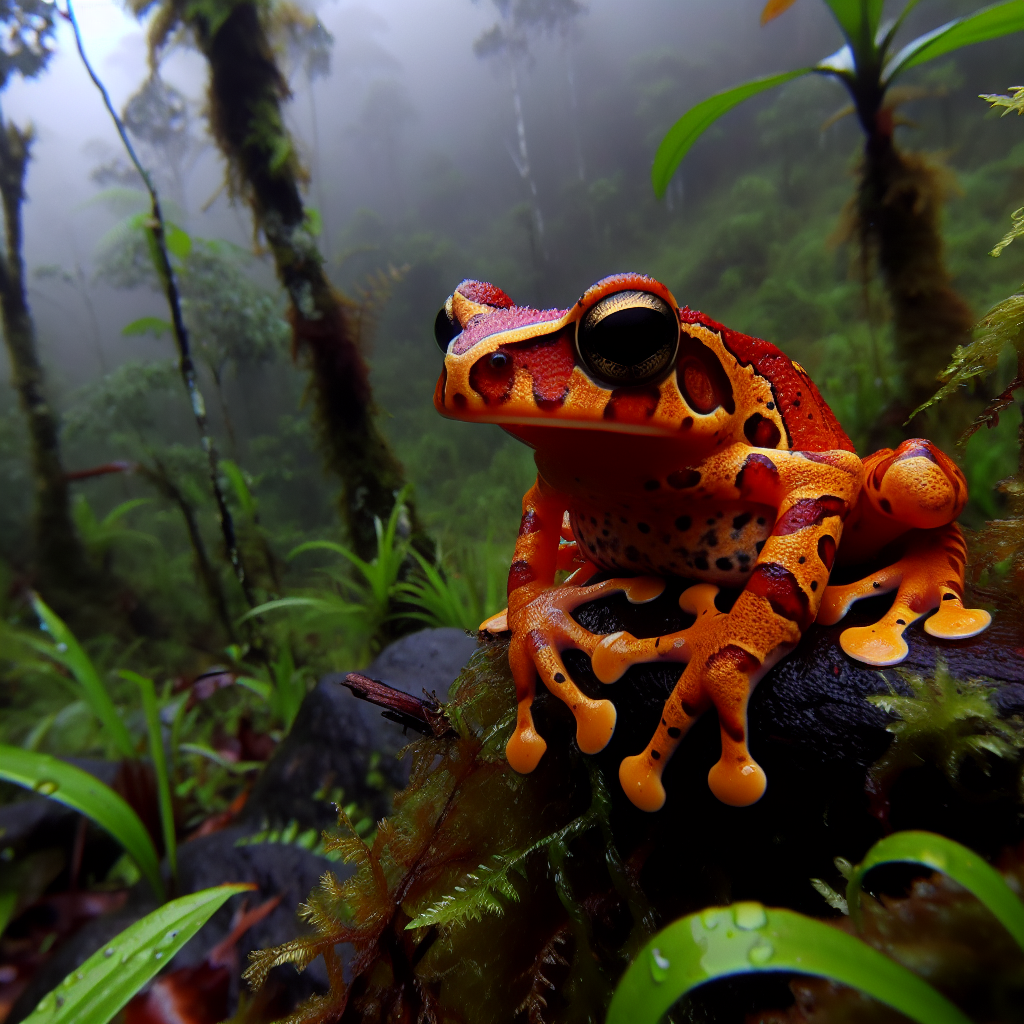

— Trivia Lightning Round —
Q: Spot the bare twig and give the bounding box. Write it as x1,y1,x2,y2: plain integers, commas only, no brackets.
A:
340,672,453,737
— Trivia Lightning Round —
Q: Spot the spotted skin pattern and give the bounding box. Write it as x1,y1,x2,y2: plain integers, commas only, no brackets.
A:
434,273,992,812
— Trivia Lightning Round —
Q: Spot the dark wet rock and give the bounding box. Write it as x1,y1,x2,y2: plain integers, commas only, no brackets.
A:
245,627,478,832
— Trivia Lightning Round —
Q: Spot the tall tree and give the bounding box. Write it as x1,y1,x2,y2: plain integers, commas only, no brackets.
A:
473,0,586,258
0,1,90,600
130,0,432,563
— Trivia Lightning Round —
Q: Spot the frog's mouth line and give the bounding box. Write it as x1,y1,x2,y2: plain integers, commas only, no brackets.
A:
457,413,683,438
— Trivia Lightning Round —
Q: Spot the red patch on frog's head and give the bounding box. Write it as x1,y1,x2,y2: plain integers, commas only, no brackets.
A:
433,273,789,452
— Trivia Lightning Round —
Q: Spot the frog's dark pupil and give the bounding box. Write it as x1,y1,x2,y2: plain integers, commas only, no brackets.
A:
577,290,678,386
489,352,509,369
434,305,461,352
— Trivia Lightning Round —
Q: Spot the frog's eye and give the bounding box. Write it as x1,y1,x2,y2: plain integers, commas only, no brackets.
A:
434,301,460,352
576,290,678,386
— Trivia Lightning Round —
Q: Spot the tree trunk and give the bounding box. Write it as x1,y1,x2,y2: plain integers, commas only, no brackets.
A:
0,113,89,599
858,125,975,421
177,2,431,564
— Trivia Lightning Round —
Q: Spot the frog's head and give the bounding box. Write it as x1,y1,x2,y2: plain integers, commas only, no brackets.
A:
433,273,786,451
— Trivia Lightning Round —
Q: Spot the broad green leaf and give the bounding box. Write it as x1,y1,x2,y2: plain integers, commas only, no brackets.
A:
0,746,163,901
303,207,323,237
237,595,359,624
847,830,1024,952
30,596,135,759
235,675,273,700
121,317,172,339
652,70,811,197
886,0,1024,82
23,883,253,1024
164,223,192,260
820,0,884,49
607,903,972,1024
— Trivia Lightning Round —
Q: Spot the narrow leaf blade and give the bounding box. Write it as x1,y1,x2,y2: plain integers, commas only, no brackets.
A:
847,830,1024,952
608,904,972,1024
652,69,811,197
887,0,1024,81
23,883,253,1024
0,746,163,901
121,317,172,338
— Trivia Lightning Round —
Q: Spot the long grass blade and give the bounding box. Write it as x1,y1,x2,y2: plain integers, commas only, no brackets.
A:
847,830,1024,952
607,903,972,1024
22,883,253,1024
0,746,163,901
30,596,135,759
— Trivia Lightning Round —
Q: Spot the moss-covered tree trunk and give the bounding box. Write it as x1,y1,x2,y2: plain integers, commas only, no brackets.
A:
857,113,975,421
162,1,431,563
0,114,88,599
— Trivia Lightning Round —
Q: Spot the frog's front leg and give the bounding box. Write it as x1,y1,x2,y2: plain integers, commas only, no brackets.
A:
505,479,665,773
617,445,865,812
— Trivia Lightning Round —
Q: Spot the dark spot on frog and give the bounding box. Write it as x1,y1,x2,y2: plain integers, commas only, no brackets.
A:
681,416,694,430
798,556,805,564
793,399,801,408
667,726,681,738
602,529,609,536
638,522,651,534
626,545,641,562
896,618,905,625
554,673,565,683
755,540,765,553
590,516,597,525
667,469,701,489
880,498,893,514
675,515,691,531
766,401,775,410
873,581,881,589
700,531,718,547
810,581,818,591
651,749,661,760
716,557,733,571
706,518,715,526
757,516,766,525
732,511,753,531
681,701,698,716
644,479,660,491
694,554,709,570
452,392,467,410
744,413,782,449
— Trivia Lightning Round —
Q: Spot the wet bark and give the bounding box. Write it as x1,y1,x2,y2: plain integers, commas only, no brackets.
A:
857,121,975,424
178,2,432,564
0,112,89,598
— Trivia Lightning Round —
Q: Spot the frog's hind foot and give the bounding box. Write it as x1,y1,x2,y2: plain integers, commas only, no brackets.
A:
505,574,666,772
819,524,991,667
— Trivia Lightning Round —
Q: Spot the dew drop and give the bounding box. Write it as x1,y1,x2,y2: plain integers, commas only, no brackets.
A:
701,908,725,929
76,972,84,981
34,779,58,795
55,995,64,1008
154,951,163,960
56,642,68,653
748,940,774,966
649,947,670,983
733,902,767,931
104,947,115,957
168,930,178,940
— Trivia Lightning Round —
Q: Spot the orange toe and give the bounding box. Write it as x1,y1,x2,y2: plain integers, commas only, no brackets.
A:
619,753,666,812
839,623,909,666
707,758,766,806
924,603,991,640
575,698,617,754
506,720,547,773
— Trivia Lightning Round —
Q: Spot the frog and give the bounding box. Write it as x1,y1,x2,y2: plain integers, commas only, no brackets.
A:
432,272,992,812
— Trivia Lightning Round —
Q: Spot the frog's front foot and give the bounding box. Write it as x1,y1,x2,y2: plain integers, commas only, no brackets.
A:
505,575,665,772
819,524,991,666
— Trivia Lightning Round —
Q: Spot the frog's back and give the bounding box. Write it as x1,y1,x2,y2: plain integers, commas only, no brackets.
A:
681,308,856,454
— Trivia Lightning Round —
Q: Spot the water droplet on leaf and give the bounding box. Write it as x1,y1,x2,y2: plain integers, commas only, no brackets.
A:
748,940,774,965
733,902,767,931
34,780,58,795
649,947,670,982
104,947,114,957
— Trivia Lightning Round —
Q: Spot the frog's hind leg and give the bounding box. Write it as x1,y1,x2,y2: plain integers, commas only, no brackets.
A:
819,524,991,667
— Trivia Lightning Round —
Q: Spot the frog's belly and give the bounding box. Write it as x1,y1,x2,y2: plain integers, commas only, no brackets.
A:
570,499,776,587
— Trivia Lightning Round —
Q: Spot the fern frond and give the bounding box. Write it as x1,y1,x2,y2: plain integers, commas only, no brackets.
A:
244,933,335,990
406,853,526,929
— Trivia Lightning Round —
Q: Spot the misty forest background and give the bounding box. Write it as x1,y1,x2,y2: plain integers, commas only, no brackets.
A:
0,0,1021,798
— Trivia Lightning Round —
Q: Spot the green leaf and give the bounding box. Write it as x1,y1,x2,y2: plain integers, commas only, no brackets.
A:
177,743,264,774
121,317,172,339
847,830,1024,953
121,672,177,884
30,595,135,759
164,223,192,260
303,207,323,237
652,69,811,197
237,595,360,624
0,747,163,901
607,903,972,1024
821,0,884,50
220,459,256,518
22,883,253,1024
100,498,151,529
886,0,1024,83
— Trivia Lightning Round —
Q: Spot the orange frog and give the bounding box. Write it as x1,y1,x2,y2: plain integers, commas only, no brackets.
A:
433,273,992,812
